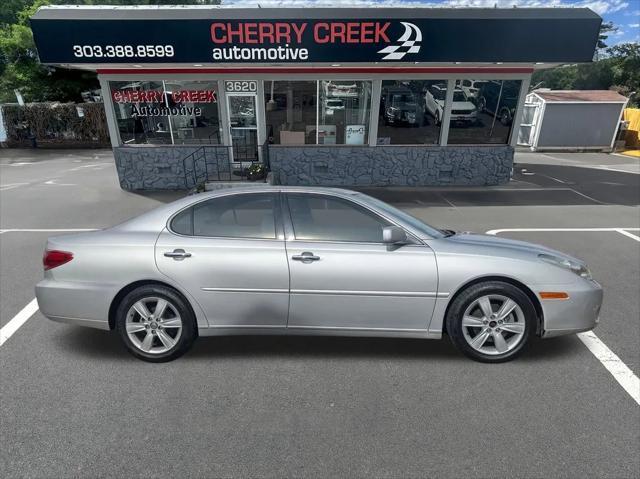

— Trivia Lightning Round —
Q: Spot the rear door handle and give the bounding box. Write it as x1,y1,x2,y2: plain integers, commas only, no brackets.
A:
164,249,192,260
292,252,320,263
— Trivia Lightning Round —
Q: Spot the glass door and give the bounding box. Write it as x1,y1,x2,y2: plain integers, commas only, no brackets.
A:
226,93,258,163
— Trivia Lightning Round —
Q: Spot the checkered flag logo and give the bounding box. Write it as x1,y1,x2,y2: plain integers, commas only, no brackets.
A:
377,22,422,61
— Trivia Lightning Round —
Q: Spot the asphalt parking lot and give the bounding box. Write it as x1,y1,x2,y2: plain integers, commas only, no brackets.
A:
1,149,639,478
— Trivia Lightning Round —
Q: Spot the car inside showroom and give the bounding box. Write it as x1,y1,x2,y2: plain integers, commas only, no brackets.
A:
29,5,602,190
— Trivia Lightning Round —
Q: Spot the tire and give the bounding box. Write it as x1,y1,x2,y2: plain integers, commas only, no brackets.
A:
445,281,536,363
115,285,197,362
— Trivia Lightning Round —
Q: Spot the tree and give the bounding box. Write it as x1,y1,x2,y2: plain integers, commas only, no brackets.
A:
0,1,220,103
596,21,618,50
530,42,640,107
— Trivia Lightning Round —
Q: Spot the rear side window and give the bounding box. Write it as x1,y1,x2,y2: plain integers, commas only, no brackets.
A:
287,194,390,243
171,208,193,235
171,193,277,239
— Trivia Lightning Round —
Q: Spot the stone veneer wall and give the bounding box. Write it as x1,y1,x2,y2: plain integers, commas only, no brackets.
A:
114,145,230,190
114,144,513,190
269,145,514,186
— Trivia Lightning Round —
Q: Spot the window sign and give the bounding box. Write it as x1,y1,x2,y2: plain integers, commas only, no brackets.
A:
345,125,366,145
110,80,221,145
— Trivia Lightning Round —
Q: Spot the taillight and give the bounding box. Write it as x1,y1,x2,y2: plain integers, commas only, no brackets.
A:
43,250,73,270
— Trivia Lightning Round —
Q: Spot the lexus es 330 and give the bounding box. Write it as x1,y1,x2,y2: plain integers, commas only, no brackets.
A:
35,187,602,362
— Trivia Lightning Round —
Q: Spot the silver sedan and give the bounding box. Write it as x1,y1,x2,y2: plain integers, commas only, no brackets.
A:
35,187,603,362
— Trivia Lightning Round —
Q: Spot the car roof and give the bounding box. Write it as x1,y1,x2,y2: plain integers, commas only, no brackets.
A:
111,186,363,232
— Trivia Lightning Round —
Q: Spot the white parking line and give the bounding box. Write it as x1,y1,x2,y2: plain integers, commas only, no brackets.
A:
0,228,99,234
486,227,640,235
487,227,640,406
616,229,640,242
0,183,29,191
0,299,39,347
578,332,640,405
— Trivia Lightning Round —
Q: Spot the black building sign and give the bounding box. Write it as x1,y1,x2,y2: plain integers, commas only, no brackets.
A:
30,9,601,65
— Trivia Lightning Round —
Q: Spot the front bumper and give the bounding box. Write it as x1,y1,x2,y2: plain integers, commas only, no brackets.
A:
538,279,603,338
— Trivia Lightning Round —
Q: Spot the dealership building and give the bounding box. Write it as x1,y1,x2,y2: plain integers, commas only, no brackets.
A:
30,6,601,190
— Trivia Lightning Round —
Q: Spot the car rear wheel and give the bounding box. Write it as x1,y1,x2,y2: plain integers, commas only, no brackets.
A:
445,281,535,363
115,285,196,362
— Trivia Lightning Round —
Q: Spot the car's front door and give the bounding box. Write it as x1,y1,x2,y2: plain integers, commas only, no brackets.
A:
283,193,438,332
155,192,289,328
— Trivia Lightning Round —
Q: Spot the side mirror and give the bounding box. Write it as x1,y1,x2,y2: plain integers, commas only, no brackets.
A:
382,226,408,244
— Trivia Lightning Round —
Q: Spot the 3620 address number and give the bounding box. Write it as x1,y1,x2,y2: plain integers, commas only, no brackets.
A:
72,45,175,58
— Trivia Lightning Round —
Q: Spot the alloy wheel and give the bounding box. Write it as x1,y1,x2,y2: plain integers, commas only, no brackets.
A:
125,297,183,354
461,294,526,356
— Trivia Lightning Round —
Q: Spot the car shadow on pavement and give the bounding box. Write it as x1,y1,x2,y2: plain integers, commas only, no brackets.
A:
58,326,583,363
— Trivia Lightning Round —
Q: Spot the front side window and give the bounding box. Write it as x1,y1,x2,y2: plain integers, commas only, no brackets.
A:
171,194,277,239
377,80,445,145
448,79,522,145
287,194,390,243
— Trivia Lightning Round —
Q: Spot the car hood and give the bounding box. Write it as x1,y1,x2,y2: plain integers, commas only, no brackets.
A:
438,232,585,265
451,100,476,111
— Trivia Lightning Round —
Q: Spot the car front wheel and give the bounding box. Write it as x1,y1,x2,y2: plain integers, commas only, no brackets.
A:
115,285,197,362
445,281,536,363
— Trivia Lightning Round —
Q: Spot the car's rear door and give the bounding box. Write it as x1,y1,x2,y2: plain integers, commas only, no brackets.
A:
155,191,289,328
283,192,438,332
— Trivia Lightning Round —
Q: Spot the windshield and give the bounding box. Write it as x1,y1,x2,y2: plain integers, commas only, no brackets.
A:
453,91,467,102
355,194,445,239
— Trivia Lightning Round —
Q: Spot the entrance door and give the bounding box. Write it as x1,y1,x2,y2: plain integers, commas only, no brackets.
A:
226,93,259,163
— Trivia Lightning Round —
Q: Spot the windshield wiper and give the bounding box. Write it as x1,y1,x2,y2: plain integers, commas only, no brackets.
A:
441,229,456,237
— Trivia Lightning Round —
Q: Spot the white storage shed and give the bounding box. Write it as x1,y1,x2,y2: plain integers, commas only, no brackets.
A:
518,90,628,151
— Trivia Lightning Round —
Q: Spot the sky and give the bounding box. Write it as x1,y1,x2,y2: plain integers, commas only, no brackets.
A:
222,0,640,45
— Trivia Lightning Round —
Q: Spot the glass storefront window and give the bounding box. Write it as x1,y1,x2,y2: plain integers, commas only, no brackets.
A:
446,79,522,145
164,80,221,144
377,80,444,145
110,80,221,145
265,80,371,145
264,81,317,145
318,80,371,145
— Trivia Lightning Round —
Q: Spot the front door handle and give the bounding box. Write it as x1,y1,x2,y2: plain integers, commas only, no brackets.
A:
292,252,320,263
164,249,192,260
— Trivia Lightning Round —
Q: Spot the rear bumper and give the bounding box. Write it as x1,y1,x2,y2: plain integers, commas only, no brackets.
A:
35,279,113,330
538,279,603,338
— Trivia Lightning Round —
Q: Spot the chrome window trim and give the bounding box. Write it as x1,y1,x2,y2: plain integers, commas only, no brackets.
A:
202,287,288,293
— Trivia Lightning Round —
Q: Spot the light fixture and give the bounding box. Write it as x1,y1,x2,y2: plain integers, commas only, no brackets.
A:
193,64,203,67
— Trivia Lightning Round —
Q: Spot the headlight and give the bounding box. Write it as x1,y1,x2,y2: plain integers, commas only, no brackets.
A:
538,253,592,279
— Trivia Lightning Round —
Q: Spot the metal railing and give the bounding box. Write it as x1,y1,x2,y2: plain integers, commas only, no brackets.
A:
181,142,269,188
